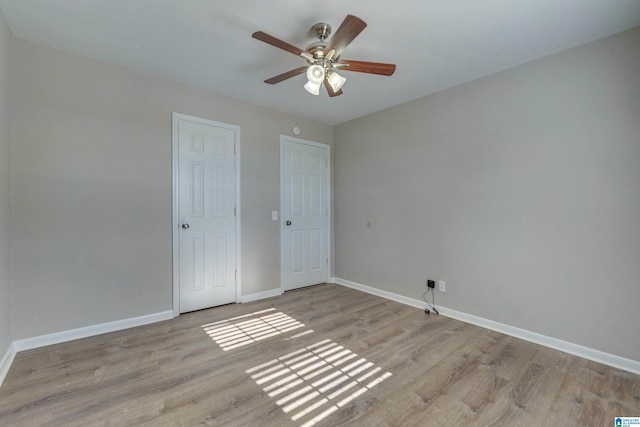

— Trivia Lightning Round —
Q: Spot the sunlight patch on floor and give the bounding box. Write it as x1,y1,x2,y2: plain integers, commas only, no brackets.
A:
201,308,305,351
247,338,392,426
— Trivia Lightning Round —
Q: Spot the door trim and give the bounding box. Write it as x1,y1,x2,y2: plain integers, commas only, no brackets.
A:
280,135,331,292
172,112,241,317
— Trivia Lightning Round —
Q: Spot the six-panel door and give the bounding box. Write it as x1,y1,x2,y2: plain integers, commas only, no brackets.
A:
281,138,329,291
178,118,236,313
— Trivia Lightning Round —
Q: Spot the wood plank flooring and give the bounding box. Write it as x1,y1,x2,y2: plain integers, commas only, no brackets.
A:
1,283,639,426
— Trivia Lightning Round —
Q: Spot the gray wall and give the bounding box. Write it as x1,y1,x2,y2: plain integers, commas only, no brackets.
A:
0,11,12,356
334,27,640,361
10,39,333,340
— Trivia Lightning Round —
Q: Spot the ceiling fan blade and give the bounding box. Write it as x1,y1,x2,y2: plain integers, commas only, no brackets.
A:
324,15,367,58
324,78,343,97
252,31,311,59
264,66,308,84
338,60,396,76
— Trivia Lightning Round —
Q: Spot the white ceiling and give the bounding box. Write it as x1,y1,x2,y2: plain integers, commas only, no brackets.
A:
1,1,640,125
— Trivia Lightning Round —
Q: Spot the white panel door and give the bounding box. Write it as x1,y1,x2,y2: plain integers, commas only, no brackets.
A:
281,137,329,291
177,116,237,313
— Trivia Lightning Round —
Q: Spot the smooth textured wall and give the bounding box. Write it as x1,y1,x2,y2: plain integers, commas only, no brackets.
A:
334,27,640,361
0,11,12,356
11,39,333,340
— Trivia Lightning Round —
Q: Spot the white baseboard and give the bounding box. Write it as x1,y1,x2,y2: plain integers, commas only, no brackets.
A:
334,277,640,375
1,310,173,387
0,342,17,387
335,277,425,310
12,310,174,353
241,288,282,303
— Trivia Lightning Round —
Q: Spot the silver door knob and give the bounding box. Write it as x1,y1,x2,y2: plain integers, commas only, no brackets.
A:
181,223,190,230
285,220,292,226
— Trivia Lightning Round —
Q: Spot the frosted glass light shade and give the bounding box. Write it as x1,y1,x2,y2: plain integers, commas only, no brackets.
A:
304,81,321,95
306,65,325,84
327,71,346,92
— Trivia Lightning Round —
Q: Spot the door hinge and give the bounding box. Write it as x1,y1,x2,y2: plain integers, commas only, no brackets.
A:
235,270,237,280
326,258,329,266
326,208,328,217
234,143,236,154
234,207,236,216
326,159,328,168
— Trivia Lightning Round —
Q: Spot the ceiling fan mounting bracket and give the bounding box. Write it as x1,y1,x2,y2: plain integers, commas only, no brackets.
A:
311,22,331,41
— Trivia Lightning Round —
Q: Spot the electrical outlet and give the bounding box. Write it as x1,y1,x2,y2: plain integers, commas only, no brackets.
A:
439,281,446,292
427,280,435,289
272,211,278,221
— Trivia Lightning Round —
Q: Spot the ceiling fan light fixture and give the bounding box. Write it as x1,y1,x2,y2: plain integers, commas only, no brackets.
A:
304,80,322,95
327,71,346,92
253,15,395,98
306,64,325,84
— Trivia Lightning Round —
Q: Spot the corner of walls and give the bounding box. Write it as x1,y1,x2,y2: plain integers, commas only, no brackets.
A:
0,343,15,387
0,310,173,387
0,5,14,377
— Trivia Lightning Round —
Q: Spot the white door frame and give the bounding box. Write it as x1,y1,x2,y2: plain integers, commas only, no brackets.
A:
172,112,241,317
280,135,331,292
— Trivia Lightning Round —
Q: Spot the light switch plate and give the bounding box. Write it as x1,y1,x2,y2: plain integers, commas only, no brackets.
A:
272,211,278,221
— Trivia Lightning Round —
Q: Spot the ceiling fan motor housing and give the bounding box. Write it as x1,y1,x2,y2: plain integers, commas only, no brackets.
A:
305,41,328,59
306,23,333,60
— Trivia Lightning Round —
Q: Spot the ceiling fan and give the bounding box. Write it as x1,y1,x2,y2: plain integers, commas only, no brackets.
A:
252,15,396,97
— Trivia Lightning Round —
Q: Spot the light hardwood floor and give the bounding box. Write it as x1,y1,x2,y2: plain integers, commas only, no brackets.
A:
1,283,639,426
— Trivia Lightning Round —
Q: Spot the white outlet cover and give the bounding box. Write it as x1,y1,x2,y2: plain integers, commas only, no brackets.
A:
272,211,278,221
438,281,446,292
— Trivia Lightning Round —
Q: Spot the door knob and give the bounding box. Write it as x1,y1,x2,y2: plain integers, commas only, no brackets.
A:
181,223,190,230
285,220,292,226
